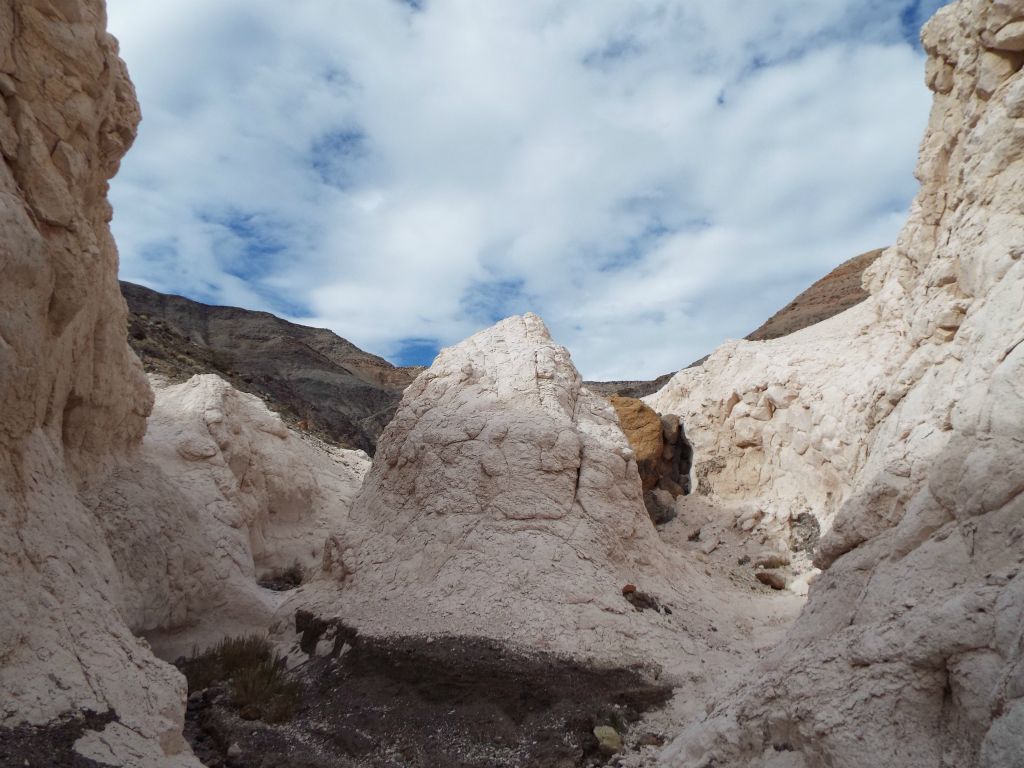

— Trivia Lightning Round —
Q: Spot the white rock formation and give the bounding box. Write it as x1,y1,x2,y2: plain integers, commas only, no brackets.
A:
0,3,369,761
0,2,194,764
88,375,370,658
646,299,894,538
294,314,787,677
653,0,1024,765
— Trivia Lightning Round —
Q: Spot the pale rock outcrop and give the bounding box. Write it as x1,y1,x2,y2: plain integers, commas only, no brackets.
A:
87,375,370,658
655,0,1024,765
294,314,768,675
0,1,201,764
0,4,372,763
646,300,891,538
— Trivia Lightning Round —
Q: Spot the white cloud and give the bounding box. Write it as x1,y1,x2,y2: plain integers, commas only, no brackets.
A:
107,0,945,379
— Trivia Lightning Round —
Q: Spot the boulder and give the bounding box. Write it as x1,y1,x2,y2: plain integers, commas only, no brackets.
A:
609,396,693,521
294,315,703,666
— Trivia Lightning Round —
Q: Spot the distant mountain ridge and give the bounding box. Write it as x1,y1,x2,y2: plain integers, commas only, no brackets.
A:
586,248,885,398
745,248,885,342
123,248,884,446
122,281,422,453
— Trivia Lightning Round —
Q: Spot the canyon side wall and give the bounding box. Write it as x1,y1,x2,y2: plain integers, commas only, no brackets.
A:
0,1,197,764
0,5,375,764
654,0,1024,765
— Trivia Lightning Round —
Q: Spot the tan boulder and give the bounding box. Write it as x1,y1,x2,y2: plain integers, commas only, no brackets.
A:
609,395,665,492
609,396,694,524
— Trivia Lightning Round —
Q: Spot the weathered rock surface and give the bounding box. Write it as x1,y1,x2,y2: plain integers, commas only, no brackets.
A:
122,281,422,453
296,315,678,659
292,314,788,678
608,395,693,523
89,375,369,658
0,1,195,764
654,1,1024,765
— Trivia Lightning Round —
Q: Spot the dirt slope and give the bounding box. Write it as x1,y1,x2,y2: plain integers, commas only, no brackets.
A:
745,248,885,341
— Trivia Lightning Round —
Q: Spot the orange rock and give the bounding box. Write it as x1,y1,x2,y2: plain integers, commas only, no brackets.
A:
609,396,665,492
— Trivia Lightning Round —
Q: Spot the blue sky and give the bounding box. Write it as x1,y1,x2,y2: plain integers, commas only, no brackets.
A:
107,0,948,377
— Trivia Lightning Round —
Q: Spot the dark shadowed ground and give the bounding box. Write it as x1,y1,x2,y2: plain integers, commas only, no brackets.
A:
185,620,672,768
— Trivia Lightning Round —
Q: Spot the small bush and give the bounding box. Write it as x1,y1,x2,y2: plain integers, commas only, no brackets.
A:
180,634,300,723
230,659,301,724
215,635,275,675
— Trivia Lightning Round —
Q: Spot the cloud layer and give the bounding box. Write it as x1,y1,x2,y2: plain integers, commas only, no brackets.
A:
107,0,946,379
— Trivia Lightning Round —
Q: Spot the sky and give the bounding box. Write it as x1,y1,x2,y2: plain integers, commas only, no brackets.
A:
106,0,948,380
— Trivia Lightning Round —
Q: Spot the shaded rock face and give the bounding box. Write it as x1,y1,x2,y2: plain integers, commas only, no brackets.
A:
608,395,693,523
657,1,1024,765
122,281,421,453
296,314,705,665
0,1,197,764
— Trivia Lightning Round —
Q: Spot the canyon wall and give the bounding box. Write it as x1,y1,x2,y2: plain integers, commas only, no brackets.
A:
655,0,1024,764
0,1,195,764
0,4,372,763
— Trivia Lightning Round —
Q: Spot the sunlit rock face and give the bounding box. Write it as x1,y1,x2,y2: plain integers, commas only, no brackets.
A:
0,1,195,764
656,0,1024,765
296,314,734,669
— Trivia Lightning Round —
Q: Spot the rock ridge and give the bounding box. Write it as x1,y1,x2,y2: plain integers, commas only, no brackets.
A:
122,280,422,453
652,1,1024,764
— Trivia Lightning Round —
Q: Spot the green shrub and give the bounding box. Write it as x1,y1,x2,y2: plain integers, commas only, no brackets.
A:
230,659,301,723
180,634,300,723
215,634,275,675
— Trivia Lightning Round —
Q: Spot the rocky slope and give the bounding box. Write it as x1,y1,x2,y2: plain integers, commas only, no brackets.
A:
649,1,1024,764
745,248,885,341
122,281,421,453
588,248,885,398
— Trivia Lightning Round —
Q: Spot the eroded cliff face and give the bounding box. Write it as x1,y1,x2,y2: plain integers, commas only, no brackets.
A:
654,1,1024,765
0,5,375,764
0,2,194,764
